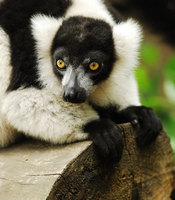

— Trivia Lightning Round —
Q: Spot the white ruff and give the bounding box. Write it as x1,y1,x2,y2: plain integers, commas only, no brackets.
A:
65,0,116,26
31,15,63,94
0,27,20,147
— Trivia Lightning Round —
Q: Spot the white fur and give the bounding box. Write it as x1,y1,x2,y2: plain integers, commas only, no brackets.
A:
113,19,142,69
0,27,20,147
31,15,63,94
62,67,73,87
2,88,99,144
89,19,142,108
65,0,116,26
0,28,11,102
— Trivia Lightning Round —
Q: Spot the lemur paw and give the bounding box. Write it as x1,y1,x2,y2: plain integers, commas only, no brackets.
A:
124,106,163,148
84,119,124,163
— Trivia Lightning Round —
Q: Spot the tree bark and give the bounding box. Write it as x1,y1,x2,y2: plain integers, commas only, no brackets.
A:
47,123,175,200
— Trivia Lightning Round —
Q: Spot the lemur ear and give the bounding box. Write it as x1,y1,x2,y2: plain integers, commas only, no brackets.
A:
31,15,63,57
112,19,142,68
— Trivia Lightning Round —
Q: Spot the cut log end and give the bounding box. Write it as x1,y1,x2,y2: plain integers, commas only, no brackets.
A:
0,123,174,200
47,123,175,200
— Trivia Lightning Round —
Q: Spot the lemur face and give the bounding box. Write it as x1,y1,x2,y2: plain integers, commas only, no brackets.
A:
51,17,116,103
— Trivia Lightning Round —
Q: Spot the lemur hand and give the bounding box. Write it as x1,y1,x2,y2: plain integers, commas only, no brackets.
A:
84,119,124,163
119,106,163,148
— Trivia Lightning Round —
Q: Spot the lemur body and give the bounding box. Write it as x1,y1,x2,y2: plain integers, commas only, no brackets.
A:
0,0,162,161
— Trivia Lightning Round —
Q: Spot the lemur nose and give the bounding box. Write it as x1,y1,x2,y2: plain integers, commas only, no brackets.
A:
63,87,86,103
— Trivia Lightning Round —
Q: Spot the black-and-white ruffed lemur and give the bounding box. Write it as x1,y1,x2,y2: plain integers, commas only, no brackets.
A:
0,0,162,162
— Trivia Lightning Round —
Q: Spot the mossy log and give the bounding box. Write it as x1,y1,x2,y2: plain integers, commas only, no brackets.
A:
47,123,175,200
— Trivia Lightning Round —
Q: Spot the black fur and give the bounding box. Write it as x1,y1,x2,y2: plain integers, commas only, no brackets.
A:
83,119,124,163
51,17,116,84
91,104,163,148
0,0,71,91
104,0,123,24
90,103,123,123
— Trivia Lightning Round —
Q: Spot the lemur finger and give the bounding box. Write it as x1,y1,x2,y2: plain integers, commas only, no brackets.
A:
91,132,110,158
136,107,163,147
102,129,123,162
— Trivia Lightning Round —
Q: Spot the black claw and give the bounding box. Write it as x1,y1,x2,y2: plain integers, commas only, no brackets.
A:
131,118,139,128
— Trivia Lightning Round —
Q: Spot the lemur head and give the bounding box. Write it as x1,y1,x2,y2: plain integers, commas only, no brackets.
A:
51,17,116,103
31,15,141,104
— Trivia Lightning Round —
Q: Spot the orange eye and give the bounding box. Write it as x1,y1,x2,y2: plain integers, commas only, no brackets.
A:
57,59,66,69
89,62,99,71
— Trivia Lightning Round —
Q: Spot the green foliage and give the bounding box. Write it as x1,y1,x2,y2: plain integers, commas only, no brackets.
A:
136,42,175,151
141,43,160,66
165,55,175,85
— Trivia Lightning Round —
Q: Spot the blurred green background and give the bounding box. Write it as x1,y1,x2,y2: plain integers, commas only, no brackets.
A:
136,41,175,154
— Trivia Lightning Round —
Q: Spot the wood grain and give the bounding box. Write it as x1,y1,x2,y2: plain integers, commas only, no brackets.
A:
47,123,175,200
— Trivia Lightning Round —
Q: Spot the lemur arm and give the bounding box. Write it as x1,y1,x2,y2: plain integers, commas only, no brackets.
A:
1,88,99,145
91,104,163,148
